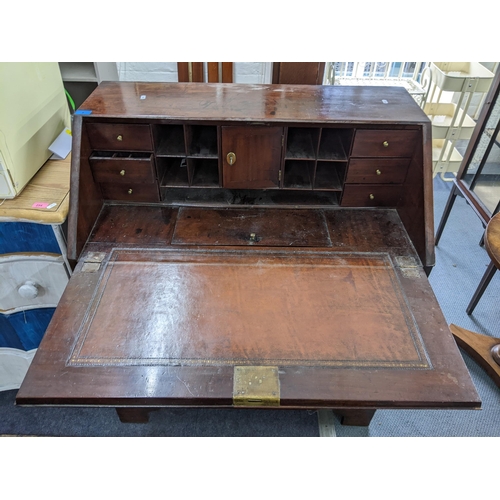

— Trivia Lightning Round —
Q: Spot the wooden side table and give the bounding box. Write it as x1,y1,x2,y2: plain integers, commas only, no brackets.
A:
0,155,71,391
452,212,500,388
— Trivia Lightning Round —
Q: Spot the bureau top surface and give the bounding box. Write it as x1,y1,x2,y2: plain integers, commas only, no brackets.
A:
79,82,430,125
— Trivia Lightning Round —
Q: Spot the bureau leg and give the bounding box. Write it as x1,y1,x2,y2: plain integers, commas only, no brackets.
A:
116,407,158,423
334,409,376,426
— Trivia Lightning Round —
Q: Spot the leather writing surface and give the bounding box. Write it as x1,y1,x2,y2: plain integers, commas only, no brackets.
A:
69,249,430,369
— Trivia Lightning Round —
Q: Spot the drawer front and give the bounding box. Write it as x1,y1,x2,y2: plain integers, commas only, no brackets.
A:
341,185,403,207
99,182,160,202
0,254,68,313
0,309,55,352
90,154,155,184
0,223,61,254
87,123,153,151
351,130,418,157
346,158,410,184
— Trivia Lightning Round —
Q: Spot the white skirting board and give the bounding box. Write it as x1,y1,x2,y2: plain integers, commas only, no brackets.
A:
0,348,36,391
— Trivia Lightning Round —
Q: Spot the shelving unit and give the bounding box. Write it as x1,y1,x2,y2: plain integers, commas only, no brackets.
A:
154,124,220,189
58,62,118,110
421,62,495,179
282,127,352,191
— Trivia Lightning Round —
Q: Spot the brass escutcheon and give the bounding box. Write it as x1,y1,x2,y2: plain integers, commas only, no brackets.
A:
227,152,236,165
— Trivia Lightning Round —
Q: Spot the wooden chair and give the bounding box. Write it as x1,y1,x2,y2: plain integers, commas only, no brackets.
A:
272,63,325,85
177,63,233,83
467,211,500,314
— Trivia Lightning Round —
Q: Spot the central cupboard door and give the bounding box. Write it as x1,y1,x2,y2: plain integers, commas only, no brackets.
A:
222,126,283,189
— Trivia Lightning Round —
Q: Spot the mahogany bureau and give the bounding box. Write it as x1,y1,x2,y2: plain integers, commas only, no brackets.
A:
16,82,480,427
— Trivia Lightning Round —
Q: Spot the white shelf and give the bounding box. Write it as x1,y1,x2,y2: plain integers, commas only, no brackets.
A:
431,62,494,92
423,62,496,178
58,62,118,83
59,62,98,82
432,139,463,173
424,102,476,140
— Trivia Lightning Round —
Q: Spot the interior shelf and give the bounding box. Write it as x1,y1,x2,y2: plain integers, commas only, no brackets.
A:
187,126,218,157
155,125,186,156
159,158,190,187
318,129,351,161
283,160,314,189
314,162,345,191
190,159,220,187
285,128,319,159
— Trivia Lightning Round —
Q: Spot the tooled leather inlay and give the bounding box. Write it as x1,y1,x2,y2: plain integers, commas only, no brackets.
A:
69,248,431,369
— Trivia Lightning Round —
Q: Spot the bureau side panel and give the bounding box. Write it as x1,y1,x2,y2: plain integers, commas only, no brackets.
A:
396,125,434,268
67,116,103,265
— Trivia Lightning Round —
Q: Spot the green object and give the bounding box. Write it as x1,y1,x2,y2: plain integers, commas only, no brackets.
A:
65,90,75,112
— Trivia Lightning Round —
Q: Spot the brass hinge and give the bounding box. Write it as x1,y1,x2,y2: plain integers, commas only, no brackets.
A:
81,252,106,273
278,170,282,182
233,366,280,406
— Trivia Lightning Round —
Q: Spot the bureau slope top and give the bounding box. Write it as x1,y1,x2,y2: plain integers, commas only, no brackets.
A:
79,82,430,125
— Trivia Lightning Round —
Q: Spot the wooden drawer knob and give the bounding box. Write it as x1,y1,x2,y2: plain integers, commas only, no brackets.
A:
18,281,39,299
383,141,389,147
117,135,123,141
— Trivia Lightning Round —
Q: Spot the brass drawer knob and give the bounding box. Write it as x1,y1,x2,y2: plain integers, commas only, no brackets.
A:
117,135,123,141
120,170,126,176
369,194,375,200
128,188,133,194
227,152,236,165
376,169,382,175
383,141,389,147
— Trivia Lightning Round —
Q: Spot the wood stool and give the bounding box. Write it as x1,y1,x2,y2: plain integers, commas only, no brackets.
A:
466,211,500,315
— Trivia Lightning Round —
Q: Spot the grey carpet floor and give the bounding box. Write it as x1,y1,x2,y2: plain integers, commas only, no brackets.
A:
1,176,499,437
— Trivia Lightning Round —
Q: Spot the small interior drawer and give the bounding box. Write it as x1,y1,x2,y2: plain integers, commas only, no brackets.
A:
98,182,160,202
346,158,410,184
341,184,403,207
90,152,155,184
86,123,153,151
351,130,418,158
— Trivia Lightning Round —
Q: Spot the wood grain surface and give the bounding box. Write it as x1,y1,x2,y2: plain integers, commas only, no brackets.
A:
17,207,480,410
78,82,430,125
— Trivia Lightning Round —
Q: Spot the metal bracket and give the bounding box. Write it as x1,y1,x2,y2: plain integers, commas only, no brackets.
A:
394,256,421,278
81,252,107,273
233,366,280,406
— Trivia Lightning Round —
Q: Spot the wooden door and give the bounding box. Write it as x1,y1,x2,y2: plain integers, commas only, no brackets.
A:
222,126,283,189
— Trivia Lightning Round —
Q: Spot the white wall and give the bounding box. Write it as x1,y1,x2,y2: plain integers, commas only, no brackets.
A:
116,62,272,83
